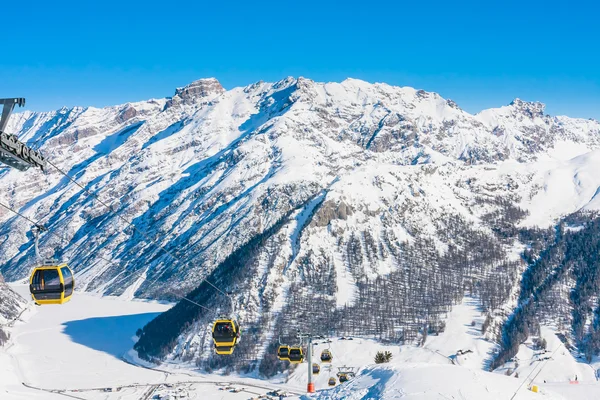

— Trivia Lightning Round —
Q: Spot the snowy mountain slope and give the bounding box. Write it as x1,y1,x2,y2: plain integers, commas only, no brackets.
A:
1,77,600,373
2,77,599,290
310,363,570,400
475,151,600,227
524,151,600,225
0,273,26,348
0,273,25,327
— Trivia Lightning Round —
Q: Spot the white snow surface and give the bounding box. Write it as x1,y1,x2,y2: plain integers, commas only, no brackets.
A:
520,150,600,226
311,364,551,400
1,289,599,399
1,285,169,394
292,298,600,399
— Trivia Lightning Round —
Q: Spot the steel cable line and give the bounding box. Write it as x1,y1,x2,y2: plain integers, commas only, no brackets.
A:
0,200,120,269
508,342,564,400
0,200,131,279
1,100,224,317
0,200,43,228
43,158,228,312
0,198,214,312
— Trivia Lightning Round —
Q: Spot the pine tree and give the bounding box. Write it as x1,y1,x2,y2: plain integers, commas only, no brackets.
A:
374,351,387,364
375,350,393,364
384,351,393,362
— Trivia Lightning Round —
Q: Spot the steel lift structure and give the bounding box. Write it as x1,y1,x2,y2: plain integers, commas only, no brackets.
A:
0,98,47,171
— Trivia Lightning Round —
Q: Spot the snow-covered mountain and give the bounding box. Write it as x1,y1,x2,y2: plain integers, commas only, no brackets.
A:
0,274,24,323
0,273,26,345
1,77,600,370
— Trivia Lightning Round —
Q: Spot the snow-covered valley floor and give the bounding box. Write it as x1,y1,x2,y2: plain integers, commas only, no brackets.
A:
297,299,600,399
1,286,599,399
1,285,170,399
0,286,299,400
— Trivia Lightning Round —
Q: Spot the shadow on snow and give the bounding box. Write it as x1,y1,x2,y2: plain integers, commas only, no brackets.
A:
62,312,161,359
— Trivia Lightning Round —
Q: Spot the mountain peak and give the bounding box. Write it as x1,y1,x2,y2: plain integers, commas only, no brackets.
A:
174,78,224,98
165,78,224,108
509,98,546,118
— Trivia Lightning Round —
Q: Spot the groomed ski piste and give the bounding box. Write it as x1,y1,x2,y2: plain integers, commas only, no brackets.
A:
1,285,599,399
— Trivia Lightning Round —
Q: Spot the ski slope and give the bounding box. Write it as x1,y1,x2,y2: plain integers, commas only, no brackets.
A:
310,361,600,400
0,285,170,399
518,150,600,227
299,298,600,399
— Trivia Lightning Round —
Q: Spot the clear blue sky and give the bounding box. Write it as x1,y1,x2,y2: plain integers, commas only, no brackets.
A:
3,1,599,118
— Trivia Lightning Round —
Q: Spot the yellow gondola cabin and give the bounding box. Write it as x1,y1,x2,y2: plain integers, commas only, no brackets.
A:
288,347,304,363
29,264,74,305
211,319,240,355
277,345,290,360
312,363,320,375
321,349,333,363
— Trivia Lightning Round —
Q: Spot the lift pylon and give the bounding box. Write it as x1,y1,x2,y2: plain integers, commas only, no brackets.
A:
295,331,328,394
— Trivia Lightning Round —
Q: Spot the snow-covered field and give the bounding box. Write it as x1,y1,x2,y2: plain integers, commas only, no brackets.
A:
9,285,171,389
0,286,301,399
310,362,600,399
2,286,599,399
294,299,600,399
0,285,170,399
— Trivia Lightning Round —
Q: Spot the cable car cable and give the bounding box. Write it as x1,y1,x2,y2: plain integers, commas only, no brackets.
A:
1,198,215,312
0,200,44,229
2,134,235,347
0,200,128,274
43,159,231,312
508,343,563,400
1,99,226,311
44,159,230,297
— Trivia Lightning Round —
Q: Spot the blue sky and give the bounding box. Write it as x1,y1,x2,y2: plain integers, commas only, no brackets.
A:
3,1,599,118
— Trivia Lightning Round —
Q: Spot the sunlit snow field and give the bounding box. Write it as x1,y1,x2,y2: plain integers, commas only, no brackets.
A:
2,286,600,399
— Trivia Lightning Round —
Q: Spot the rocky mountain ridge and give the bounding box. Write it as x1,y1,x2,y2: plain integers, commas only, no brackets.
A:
1,77,600,370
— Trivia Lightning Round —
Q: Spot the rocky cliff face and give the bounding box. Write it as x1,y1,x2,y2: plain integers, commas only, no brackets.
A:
1,77,600,368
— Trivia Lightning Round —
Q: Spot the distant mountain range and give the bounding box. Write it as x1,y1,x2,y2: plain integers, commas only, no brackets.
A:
2,77,600,370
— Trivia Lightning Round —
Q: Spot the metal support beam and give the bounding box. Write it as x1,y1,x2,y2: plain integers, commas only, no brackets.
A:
0,98,25,132
0,98,47,171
